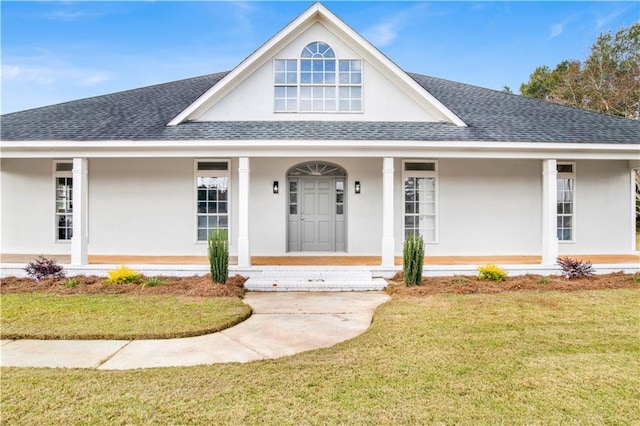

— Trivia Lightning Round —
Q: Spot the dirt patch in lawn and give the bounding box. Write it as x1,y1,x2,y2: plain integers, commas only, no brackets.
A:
0,274,247,298
387,272,640,296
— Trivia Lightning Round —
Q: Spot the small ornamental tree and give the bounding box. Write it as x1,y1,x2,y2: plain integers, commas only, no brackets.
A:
403,234,425,286
208,229,229,284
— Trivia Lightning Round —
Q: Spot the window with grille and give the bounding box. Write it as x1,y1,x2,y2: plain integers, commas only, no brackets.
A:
54,161,73,241
274,42,362,113
557,162,575,242
403,161,438,243
195,160,229,242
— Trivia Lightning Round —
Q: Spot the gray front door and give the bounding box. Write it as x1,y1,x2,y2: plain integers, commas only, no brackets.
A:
300,179,333,251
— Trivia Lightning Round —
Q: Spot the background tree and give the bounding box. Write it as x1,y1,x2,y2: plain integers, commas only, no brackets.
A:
521,23,639,119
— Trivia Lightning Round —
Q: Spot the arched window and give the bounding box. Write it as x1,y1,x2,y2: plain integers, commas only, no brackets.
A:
287,161,346,177
301,42,335,58
274,42,362,113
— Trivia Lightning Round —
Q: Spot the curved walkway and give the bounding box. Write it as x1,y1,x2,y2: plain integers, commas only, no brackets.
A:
1,292,390,370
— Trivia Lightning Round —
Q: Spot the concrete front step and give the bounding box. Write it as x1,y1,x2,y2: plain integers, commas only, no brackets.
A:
244,269,387,292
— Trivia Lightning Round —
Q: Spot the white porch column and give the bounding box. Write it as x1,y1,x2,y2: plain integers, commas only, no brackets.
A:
237,157,251,267
541,159,558,265
71,158,88,266
381,157,395,267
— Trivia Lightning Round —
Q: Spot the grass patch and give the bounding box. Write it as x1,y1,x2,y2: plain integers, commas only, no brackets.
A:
2,289,639,424
1,293,251,339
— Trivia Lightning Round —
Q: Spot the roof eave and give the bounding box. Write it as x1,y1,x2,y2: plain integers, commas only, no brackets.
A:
2,139,638,161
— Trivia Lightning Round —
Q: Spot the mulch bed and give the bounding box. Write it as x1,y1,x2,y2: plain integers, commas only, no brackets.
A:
387,271,640,296
2,272,639,298
0,274,247,298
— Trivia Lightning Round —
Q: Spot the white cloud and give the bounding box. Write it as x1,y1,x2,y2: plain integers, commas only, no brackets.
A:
2,65,21,79
80,72,112,86
361,3,432,48
595,4,635,29
549,23,564,39
228,1,258,36
548,13,580,40
363,22,398,47
48,10,94,21
1,64,54,85
3,55,113,87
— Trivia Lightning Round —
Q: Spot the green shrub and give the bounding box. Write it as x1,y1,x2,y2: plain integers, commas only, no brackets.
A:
536,276,550,285
141,277,166,288
477,264,507,282
403,234,424,286
65,277,79,288
208,229,229,284
106,265,142,284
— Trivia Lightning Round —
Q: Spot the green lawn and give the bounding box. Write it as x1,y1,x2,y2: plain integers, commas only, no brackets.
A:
1,293,251,339
2,289,639,424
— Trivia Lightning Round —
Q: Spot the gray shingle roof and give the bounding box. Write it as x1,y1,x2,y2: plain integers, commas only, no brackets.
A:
2,71,639,144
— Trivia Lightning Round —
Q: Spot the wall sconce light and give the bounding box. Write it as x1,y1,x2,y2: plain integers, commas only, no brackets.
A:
354,180,361,194
273,181,279,194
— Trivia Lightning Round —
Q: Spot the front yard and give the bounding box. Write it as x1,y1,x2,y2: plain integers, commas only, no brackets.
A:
2,285,639,424
1,293,250,340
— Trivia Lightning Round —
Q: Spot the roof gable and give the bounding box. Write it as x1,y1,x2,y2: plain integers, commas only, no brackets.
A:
167,2,467,127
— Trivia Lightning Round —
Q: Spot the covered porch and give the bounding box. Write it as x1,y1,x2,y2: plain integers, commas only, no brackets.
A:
2,144,638,277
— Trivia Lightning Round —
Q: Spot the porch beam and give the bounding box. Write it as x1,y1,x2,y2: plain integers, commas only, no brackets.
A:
71,157,88,266
381,157,395,267
541,159,558,265
237,157,251,267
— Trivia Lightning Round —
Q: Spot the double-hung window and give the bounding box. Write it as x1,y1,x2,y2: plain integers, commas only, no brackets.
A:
54,161,73,241
274,42,362,113
195,160,229,242
557,162,575,242
403,161,438,243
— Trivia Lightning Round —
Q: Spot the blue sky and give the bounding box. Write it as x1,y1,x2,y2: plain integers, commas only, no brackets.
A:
2,1,638,113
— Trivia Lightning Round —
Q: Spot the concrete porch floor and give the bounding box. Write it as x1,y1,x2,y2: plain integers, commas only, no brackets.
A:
3,253,638,266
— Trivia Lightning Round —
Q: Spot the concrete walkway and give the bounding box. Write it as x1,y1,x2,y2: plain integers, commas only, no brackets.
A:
1,292,390,370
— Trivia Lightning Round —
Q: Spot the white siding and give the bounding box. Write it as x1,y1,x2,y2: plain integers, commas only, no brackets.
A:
394,159,542,256
1,159,66,254
558,160,632,255
88,158,238,256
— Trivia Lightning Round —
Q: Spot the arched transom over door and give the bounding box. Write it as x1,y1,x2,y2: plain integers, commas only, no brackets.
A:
287,162,346,252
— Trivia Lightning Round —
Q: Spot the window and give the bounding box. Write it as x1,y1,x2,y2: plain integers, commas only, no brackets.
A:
557,162,575,242
274,42,362,113
403,161,438,243
195,160,229,242
54,161,73,241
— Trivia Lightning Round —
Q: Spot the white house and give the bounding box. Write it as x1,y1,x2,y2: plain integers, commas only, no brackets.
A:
1,3,639,277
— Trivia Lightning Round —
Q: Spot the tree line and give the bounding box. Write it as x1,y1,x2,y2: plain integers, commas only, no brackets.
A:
520,23,639,120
